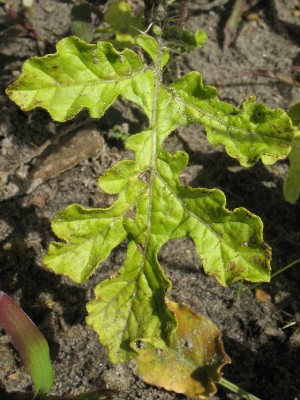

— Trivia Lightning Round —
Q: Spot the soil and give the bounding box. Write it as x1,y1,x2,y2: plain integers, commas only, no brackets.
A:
0,1,300,400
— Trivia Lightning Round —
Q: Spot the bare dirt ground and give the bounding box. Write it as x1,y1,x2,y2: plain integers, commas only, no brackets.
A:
0,1,300,399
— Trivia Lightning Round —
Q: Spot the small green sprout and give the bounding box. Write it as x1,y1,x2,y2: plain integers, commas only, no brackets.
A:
0,290,117,399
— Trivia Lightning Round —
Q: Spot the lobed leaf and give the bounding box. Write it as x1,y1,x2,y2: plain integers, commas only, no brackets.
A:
6,36,293,166
6,35,294,363
169,73,293,167
6,36,150,122
44,202,128,283
135,301,231,399
86,241,175,362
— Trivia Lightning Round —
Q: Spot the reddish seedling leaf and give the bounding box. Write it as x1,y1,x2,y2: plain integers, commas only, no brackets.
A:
135,301,230,399
223,0,260,49
241,68,300,87
0,290,53,395
10,390,119,400
4,4,41,40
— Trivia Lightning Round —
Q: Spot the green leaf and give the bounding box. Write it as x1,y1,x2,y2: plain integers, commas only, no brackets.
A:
95,0,144,49
44,202,128,283
6,35,294,363
170,73,293,167
71,3,93,43
136,35,170,67
283,103,300,203
0,291,53,395
288,101,300,125
6,36,293,167
170,30,208,53
5,36,148,122
86,241,175,362
180,30,207,51
283,130,300,203
135,301,230,399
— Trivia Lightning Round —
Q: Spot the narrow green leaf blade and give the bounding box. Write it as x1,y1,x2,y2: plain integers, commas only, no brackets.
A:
135,301,231,399
71,3,93,43
284,103,300,203
288,101,300,125
0,290,53,395
223,0,245,49
283,130,300,203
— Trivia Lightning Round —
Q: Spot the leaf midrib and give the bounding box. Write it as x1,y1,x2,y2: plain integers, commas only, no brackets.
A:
14,66,154,92
111,39,167,347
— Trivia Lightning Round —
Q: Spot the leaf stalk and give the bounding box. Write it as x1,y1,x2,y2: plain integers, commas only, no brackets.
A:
238,258,300,296
219,377,262,400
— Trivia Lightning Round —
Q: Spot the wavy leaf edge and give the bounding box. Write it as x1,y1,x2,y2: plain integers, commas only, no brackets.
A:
5,34,294,363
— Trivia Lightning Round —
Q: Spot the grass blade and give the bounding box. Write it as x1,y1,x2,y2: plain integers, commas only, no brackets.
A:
0,290,53,395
